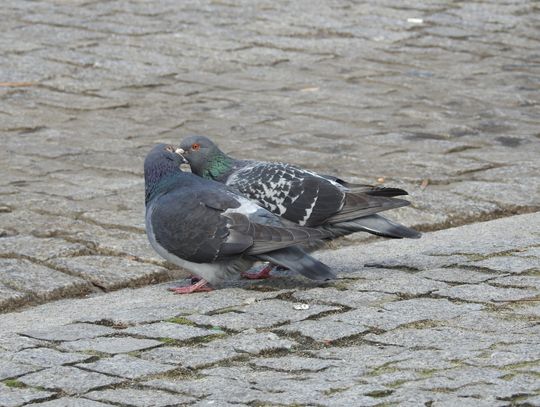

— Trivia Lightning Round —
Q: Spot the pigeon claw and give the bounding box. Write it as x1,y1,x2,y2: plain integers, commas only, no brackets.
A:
169,278,213,294
241,263,275,280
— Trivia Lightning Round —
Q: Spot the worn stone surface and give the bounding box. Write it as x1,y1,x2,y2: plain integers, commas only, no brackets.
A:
78,354,176,379
60,337,162,354
19,366,124,395
31,399,113,407
0,383,54,407
0,214,538,406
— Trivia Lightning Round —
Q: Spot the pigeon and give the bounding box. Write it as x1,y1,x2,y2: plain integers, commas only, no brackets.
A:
144,144,336,293
177,135,421,243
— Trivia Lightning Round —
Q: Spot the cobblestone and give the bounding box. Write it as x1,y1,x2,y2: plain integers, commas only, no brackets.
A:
78,354,176,379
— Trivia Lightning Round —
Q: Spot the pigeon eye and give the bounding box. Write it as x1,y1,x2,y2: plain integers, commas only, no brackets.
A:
165,146,174,152
191,143,200,151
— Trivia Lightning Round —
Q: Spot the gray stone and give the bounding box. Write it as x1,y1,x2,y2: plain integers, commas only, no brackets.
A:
0,383,54,407
0,259,90,302
0,334,47,352
292,288,397,307
208,331,296,354
417,267,499,284
491,275,540,290
0,237,88,261
78,354,175,379
19,366,124,395
348,274,448,296
22,323,115,342
0,284,30,313
31,398,113,407
48,256,173,291
364,327,502,351
253,356,338,372
281,319,368,341
140,346,238,369
124,322,217,341
85,388,194,406
0,359,40,380
187,299,339,330
435,283,538,303
5,347,90,367
60,337,161,354
469,255,539,274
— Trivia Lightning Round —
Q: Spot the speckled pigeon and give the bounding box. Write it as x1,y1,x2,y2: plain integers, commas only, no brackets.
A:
177,135,421,246
144,144,336,293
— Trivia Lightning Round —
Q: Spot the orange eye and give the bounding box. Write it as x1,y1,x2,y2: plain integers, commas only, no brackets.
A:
191,143,200,151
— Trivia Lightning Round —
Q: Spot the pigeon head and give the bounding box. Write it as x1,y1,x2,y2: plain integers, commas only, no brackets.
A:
144,144,185,204
178,135,234,180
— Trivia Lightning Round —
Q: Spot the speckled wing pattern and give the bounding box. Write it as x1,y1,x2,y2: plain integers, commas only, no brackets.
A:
225,162,348,226
225,162,412,227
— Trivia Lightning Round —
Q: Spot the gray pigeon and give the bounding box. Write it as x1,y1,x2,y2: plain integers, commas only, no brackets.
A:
144,144,336,293
177,135,421,243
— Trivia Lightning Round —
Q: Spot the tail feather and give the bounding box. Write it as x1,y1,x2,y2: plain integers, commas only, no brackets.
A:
325,214,421,239
257,246,336,281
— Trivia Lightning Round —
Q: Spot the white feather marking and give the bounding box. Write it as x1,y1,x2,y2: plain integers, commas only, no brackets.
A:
300,189,319,226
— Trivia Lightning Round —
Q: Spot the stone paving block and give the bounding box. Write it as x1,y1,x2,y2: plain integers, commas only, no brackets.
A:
364,327,508,351
448,311,535,333
60,337,162,354
208,331,296,354
292,287,397,307
49,256,172,291
19,366,124,395
0,383,54,407
0,237,88,261
0,359,40,380
4,347,91,368
0,334,47,352
470,256,539,274
78,354,176,379
417,267,499,284
141,346,238,369
253,356,338,372
85,388,194,406
124,322,216,341
187,299,339,330
435,283,538,303
31,398,114,407
22,323,115,342
280,319,368,341
491,275,540,290
0,259,90,302
348,274,448,296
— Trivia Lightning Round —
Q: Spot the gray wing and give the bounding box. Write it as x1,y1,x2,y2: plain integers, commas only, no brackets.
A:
150,186,329,263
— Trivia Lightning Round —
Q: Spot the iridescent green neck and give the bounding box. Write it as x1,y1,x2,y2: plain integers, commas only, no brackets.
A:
201,151,234,180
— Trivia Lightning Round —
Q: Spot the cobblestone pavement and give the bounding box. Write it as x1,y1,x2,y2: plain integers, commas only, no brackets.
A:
0,213,539,406
1,0,540,405
1,0,539,309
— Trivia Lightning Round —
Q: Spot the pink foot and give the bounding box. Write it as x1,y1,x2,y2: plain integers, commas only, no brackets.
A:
168,278,213,294
241,263,274,280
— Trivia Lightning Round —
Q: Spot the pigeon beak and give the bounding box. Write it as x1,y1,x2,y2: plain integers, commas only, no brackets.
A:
175,148,189,164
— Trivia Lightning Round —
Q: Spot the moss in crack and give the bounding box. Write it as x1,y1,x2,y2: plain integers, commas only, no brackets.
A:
3,379,26,388
167,316,196,326
365,389,393,398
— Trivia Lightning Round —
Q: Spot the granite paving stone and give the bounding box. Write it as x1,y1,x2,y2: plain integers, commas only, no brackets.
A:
21,323,115,342
4,347,91,368
78,354,176,379
469,255,539,274
19,366,124,395
60,337,162,354
0,383,54,407
85,388,194,406
124,322,217,341
31,399,114,407
0,359,40,380
280,319,369,341
434,283,538,303
140,345,239,369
